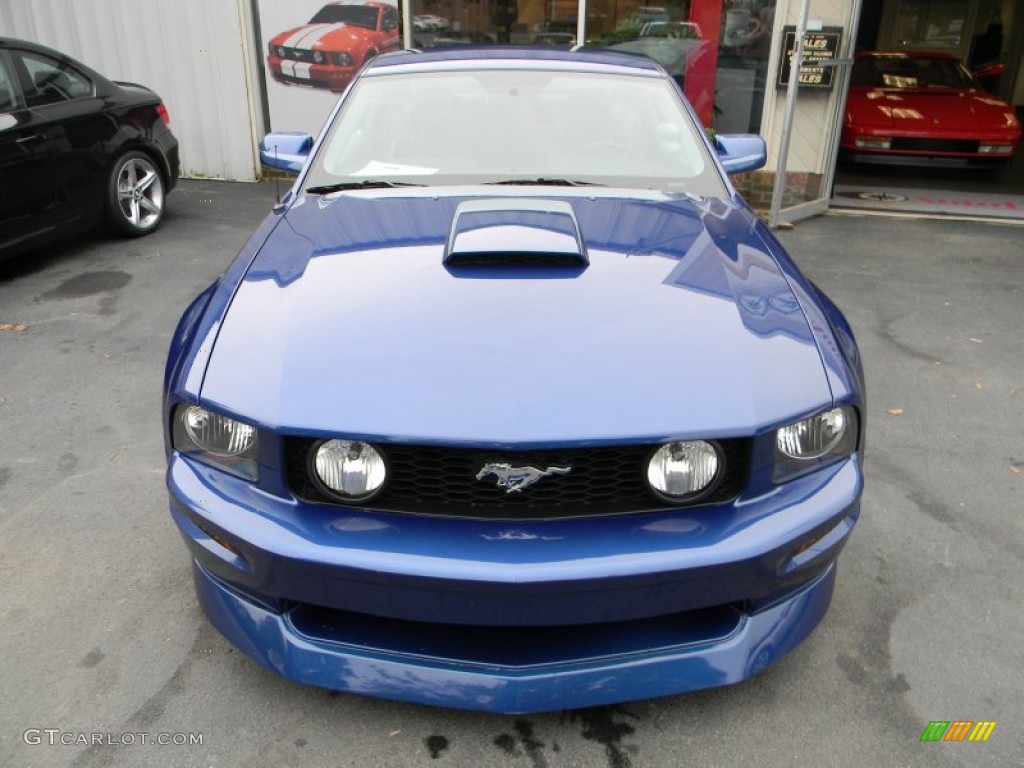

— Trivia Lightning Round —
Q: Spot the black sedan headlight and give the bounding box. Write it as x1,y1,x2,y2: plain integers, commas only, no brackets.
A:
774,406,858,481
172,405,258,480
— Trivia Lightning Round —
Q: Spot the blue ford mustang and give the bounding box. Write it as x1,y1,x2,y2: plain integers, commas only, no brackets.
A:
164,47,864,713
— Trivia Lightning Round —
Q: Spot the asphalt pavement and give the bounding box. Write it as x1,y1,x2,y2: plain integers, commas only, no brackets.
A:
1,180,1022,767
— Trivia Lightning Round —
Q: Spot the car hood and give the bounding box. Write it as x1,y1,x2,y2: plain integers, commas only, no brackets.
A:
200,190,832,444
270,23,369,50
846,87,1018,134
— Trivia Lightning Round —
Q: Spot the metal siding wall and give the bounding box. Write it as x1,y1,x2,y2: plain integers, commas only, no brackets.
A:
0,0,259,181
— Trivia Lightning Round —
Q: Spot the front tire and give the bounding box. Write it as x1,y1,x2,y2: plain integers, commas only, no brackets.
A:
107,151,165,236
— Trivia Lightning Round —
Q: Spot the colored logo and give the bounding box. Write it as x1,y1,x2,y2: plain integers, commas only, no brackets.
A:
920,721,996,742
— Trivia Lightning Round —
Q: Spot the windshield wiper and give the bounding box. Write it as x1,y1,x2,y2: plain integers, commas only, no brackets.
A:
305,180,426,194
483,178,604,187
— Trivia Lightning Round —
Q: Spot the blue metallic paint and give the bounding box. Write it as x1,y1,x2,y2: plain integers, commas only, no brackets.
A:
192,558,837,713
445,199,587,265
169,451,859,625
198,193,835,444
715,135,768,175
259,132,313,174
164,47,865,712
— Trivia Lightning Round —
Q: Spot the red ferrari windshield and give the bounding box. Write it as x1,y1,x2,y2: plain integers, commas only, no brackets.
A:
851,55,976,89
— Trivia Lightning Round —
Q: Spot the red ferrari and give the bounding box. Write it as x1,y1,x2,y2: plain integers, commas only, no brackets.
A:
841,51,1021,166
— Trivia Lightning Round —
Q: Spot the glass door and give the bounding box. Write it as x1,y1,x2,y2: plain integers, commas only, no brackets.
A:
768,0,860,227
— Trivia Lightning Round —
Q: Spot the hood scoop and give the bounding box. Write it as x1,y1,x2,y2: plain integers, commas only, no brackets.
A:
443,199,588,268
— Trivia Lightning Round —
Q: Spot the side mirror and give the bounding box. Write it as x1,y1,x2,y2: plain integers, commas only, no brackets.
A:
971,61,1004,93
260,132,313,173
715,134,767,174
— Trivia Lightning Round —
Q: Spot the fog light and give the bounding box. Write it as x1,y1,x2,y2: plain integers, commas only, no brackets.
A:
854,137,892,149
647,441,720,500
312,440,386,501
979,143,1013,154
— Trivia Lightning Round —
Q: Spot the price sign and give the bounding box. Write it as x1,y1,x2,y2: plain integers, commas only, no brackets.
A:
777,27,843,89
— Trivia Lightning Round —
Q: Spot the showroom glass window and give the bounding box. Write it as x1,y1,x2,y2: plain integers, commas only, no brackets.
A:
408,0,577,46
13,51,93,107
590,0,778,133
407,0,776,133
888,0,969,48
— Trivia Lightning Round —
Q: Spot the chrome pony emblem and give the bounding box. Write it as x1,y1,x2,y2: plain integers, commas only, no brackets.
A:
475,463,571,493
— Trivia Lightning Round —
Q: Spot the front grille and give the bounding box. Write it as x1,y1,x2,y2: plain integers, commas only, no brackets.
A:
289,601,744,663
282,47,314,62
277,74,329,88
891,138,979,153
284,439,749,519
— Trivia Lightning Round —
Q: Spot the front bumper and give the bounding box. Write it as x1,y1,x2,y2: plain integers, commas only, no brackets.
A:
168,452,861,710
194,557,837,713
840,130,1019,166
267,56,356,91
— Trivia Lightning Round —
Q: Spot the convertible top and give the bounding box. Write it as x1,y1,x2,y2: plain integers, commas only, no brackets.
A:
366,45,664,74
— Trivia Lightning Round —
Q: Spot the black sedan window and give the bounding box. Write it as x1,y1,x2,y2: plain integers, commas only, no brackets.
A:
13,50,93,107
0,56,19,113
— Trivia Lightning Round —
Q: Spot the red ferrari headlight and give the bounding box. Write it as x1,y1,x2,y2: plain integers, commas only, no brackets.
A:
854,137,892,149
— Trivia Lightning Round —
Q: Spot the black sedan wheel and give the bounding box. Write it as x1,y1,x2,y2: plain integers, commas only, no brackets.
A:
107,152,165,236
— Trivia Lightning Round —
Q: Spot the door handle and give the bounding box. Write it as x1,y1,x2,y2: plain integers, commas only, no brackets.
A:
15,133,43,145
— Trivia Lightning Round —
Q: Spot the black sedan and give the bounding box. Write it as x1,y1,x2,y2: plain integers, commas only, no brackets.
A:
0,37,179,260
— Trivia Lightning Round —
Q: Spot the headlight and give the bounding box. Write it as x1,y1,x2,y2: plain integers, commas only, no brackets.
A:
275,46,286,58
313,50,325,64
333,52,353,66
312,440,386,501
647,441,720,501
172,405,258,479
854,137,892,149
775,406,858,481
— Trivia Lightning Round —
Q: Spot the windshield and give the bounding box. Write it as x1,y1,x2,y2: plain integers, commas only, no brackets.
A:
304,69,723,195
851,55,976,89
309,5,378,30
